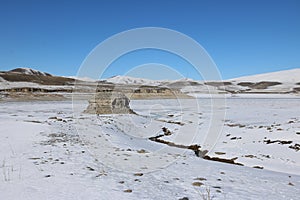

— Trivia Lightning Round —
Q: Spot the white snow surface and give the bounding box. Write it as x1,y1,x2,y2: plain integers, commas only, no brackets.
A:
230,68,300,83
1,96,300,199
106,75,167,86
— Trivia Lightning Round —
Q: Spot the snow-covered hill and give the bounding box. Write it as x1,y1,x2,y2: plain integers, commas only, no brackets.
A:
106,75,163,86
230,68,300,83
1,68,300,95
9,68,52,76
0,68,75,87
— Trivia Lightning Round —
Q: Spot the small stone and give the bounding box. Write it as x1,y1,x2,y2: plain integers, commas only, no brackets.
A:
192,182,203,187
194,177,207,181
288,182,294,186
87,166,95,171
137,149,147,154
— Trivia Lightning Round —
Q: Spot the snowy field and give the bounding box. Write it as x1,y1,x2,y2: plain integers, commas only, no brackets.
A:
0,96,300,199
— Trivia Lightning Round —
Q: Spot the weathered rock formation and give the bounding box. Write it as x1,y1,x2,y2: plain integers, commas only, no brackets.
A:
84,90,135,114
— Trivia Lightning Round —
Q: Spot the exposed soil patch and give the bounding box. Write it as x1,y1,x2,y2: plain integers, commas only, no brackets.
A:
158,119,184,126
226,123,246,128
244,155,257,159
149,131,243,166
203,156,244,166
192,182,203,187
230,136,242,140
165,80,201,88
0,93,67,101
194,177,207,181
237,82,255,87
215,152,226,155
264,139,293,145
41,132,81,146
253,166,264,169
204,81,232,86
24,120,43,124
249,81,282,89
289,143,300,151
178,197,189,200
162,127,173,136
149,135,206,157
293,87,300,92
137,149,148,154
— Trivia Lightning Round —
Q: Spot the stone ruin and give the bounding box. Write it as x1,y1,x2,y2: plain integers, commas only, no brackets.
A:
84,89,135,115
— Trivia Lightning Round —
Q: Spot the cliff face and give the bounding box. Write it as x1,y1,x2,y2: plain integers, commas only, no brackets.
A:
125,86,193,99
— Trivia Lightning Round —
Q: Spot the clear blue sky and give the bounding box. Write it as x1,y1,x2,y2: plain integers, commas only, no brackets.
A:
0,0,299,80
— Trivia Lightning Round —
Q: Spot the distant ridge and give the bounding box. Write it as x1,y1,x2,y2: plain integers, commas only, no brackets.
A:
1,67,300,94
105,75,162,86
0,67,74,85
230,68,300,82
9,68,52,76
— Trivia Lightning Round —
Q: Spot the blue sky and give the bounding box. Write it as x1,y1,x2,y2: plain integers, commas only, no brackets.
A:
0,0,299,80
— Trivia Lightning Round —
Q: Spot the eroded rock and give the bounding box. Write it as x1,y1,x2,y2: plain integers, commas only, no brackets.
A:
84,90,135,114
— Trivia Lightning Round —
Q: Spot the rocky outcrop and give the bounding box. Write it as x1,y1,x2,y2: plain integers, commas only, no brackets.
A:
128,86,192,99
84,90,135,114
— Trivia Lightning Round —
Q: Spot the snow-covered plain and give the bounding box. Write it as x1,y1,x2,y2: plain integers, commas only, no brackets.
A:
0,96,300,200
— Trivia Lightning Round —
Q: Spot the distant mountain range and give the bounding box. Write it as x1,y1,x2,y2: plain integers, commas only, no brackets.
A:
0,68,75,86
9,68,52,76
0,67,299,94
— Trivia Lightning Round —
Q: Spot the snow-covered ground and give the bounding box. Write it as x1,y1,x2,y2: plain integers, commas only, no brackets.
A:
1,96,299,199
